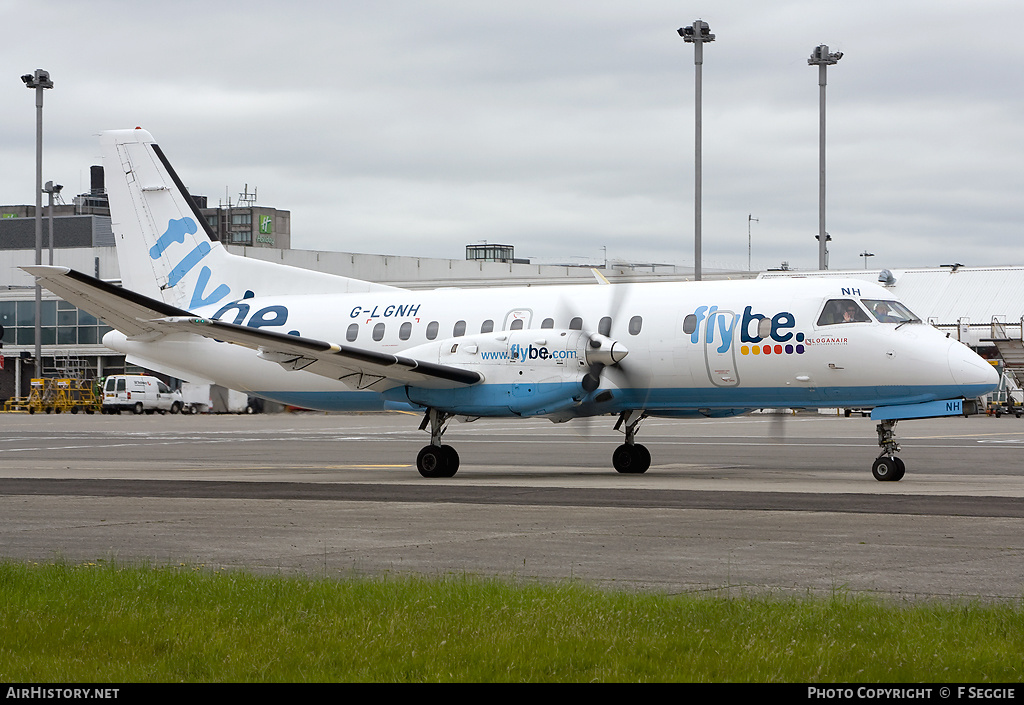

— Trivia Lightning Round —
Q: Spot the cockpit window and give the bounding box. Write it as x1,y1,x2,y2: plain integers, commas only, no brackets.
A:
817,299,872,326
862,299,920,324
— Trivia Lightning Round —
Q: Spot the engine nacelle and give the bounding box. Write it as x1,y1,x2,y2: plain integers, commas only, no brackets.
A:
383,329,627,416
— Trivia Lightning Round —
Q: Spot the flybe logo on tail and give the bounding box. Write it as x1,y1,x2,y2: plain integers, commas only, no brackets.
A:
150,217,197,259
687,305,807,356
151,217,231,309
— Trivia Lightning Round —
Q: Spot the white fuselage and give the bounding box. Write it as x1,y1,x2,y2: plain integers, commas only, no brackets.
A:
106,277,996,418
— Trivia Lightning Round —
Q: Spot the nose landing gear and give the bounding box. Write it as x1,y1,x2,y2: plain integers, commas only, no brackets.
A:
873,420,906,481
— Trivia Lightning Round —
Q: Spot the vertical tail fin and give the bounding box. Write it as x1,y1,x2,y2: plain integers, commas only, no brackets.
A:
102,128,231,309
101,128,398,312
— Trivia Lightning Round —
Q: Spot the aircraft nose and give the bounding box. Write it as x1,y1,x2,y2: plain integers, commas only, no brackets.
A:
948,341,999,396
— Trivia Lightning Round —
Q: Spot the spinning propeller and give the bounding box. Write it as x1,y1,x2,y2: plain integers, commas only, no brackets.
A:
555,280,646,398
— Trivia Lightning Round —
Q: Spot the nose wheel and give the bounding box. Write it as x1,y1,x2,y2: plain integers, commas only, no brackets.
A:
873,420,905,481
871,455,905,482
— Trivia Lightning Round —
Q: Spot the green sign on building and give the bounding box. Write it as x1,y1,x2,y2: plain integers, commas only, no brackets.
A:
259,215,273,234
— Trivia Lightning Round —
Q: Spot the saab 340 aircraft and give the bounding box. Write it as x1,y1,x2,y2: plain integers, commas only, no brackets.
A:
24,128,999,480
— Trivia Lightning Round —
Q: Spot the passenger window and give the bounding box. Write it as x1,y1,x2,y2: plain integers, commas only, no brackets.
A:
510,319,524,330
569,317,583,331
758,318,772,338
817,299,871,326
481,319,494,334
629,315,642,335
453,320,466,337
541,318,554,329
399,322,412,340
426,321,439,340
372,323,385,341
346,323,359,342
158,382,170,393
598,317,612,336
682,314,697,335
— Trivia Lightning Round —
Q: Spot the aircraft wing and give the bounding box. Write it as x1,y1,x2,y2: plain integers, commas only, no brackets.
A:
23,265,183,340
152,315,482,389
22,265,482,390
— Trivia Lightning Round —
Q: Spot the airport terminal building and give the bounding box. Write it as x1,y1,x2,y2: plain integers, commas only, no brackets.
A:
2,170,1022,407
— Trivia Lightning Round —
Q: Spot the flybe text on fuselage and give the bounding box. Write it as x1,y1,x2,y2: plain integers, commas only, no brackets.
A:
689,305,806,355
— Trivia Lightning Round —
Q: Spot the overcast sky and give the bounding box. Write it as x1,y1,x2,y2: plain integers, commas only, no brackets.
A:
2,0,1023,273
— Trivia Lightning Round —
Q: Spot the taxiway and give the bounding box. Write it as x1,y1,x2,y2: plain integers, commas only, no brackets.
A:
1,411,1022,600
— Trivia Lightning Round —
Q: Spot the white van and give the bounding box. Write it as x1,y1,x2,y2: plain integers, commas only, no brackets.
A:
102,375,183,415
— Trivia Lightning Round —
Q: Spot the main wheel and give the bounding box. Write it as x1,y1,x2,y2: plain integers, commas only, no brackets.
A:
439,445,460,476
872,456,904,482
633,444,651,473
613,444,651,474
892,457,906,481
417,445,460,478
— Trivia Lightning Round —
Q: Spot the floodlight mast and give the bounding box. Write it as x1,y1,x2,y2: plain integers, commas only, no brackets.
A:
808,45,842,271
678,20,714,281
748,214,758,272
22,69,53,379
44,181,63,265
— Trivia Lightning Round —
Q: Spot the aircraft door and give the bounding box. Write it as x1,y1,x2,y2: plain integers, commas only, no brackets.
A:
504,309,532,330
704,309,740,387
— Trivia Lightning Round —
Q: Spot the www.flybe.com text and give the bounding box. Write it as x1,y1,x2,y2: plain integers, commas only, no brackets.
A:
480,344,577,362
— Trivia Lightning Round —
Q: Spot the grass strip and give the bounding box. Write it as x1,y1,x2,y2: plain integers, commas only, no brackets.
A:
0,560,1021,682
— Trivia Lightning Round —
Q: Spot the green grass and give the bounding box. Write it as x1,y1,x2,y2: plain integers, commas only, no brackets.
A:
0,560,1021,682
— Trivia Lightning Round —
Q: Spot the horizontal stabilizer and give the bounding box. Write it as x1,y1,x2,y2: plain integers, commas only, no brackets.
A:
22,264,481,392
22,265,187,340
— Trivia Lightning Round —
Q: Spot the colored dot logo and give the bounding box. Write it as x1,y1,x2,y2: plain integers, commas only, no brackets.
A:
741,332,805,355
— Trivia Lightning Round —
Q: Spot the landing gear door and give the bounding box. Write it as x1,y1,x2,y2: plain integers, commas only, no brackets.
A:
704,309,740,387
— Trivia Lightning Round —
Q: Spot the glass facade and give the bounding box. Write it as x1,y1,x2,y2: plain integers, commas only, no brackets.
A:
0,299,113,347
465,244,515,262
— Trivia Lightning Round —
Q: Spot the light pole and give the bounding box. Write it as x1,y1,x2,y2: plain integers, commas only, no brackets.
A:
44,181,63,265
747,214,758,272
815,232,832,269
679,20,714,281
22,69,53,380
860,250,875,269
808,45,842,271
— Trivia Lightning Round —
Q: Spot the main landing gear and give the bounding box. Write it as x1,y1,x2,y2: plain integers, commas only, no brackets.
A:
872,419,906,482
416,408,459,478
414,407,655,477
612,410,650,474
